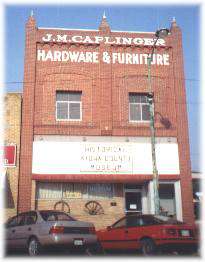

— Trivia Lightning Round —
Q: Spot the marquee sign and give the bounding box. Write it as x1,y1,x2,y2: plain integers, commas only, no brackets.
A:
3,145,17,167
32,139,180,175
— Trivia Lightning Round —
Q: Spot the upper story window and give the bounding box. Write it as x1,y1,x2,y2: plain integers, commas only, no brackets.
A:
56,91,82,121
129,93,150,122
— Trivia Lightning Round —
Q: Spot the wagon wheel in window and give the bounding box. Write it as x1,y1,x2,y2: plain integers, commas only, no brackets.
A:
54,200,70,213
85,201,104,215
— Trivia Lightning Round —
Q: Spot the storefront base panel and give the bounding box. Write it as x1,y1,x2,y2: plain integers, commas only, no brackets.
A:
36,198,124,229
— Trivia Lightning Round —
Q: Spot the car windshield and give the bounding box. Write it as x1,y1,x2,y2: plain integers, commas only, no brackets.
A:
155,215,184,224
40,211,76,222
154,215,170,222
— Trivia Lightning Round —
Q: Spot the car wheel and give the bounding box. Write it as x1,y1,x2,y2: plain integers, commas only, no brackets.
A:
140,238,156,255
28,237,42,256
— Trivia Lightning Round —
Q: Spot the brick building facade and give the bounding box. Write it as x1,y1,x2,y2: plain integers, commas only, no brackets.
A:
18,14,194,229
4,93,22,220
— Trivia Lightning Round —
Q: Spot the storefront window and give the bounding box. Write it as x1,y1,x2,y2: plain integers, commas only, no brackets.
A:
87,184,113,199
192,179,201,220
159,183,176,217
36,182,114,200
36,182,62,199
62,183,84,199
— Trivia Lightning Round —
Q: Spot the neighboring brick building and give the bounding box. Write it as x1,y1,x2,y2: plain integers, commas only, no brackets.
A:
18,14,194,229
192,171,202,222
4,93,22,220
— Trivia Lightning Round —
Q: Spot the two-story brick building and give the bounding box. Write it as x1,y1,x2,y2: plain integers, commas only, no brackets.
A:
17,14,194,229
4,93,22,220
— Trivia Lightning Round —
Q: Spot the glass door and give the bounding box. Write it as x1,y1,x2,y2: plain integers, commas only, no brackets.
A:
125,191,142,213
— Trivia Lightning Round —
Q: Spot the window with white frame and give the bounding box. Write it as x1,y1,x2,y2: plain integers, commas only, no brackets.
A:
129,93,150,122
56,91,82,120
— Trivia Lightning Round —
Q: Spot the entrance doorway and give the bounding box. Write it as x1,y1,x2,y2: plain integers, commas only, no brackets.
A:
124,185,143,214
125,192,142,213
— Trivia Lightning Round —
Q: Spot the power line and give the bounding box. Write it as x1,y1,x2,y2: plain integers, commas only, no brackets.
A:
3,77,200,84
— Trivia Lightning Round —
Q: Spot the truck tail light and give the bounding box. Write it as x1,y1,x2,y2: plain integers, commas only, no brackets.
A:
89,226,96,234
49,226,65,234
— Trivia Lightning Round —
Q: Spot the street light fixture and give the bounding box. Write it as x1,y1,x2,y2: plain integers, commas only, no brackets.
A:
147,28,170,215
148,28,170,64
155,112,172,129
155,28,170,38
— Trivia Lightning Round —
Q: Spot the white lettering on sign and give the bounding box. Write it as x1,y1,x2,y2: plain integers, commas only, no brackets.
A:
37,50,99,63
37,49,170,65
72,35,83,43
56,34,68,42
80,143,133,173
42,33,53,41
41,33,166,46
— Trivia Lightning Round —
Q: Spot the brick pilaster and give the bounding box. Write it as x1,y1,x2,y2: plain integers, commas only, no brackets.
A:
98,16,113,135
18,15,36,212
170,20,194,224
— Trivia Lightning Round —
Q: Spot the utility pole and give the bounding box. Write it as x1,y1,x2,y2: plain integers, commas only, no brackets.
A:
147,28,170,215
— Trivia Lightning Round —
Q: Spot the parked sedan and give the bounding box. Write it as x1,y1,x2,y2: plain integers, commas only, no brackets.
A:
5,210,98,256
96,214,199,255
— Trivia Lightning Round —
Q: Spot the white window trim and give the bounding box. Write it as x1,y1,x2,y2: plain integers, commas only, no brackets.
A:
174,181,183,221
129,100,150,123
56,100,82,121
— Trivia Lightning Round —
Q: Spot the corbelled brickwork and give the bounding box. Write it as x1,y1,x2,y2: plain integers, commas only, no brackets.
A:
18,15,194,225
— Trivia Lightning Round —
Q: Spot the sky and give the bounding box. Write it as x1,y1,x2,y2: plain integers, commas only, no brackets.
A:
4,3,201,171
